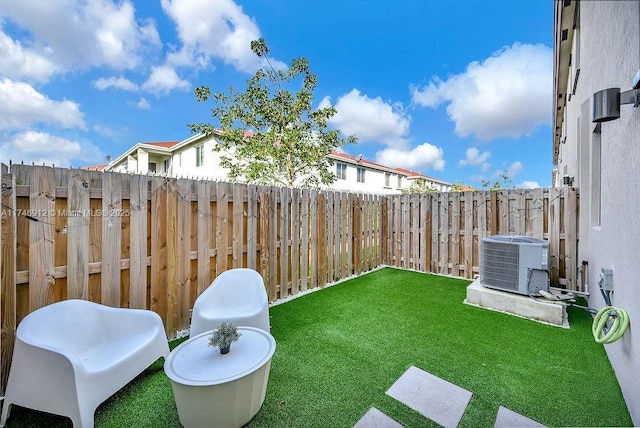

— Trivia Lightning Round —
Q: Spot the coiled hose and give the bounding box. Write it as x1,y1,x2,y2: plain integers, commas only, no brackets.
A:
592,306,630,344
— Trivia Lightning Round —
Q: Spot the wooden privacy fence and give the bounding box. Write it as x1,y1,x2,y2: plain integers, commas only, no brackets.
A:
381,188,579,290
0,163,579,393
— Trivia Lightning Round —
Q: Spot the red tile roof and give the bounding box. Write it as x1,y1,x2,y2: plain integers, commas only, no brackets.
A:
330,151,448,183
83,164,107,171
330,151,390,170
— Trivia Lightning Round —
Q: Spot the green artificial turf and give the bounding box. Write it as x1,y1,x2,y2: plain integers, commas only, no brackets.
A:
3,267,632,427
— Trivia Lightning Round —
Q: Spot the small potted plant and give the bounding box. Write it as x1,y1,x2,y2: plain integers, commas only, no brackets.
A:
208,322,241,354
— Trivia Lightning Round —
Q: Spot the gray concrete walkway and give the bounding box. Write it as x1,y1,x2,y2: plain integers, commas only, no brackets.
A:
386,365,472,428
354,366,547,428
494,406,546,427
353,407,403,428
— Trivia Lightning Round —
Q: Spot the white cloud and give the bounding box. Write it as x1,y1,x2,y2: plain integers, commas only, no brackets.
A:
322,89,411,149
459,147,491,167
141,65,190,94
322,88,446,172
160,0,285,73
93,76,138,91
0,78,85,130
516,180,540,189
506,161,523,177
0,0,161,74
137,97,151,110
411,42,552,140
410,80,442,108
93,125,116,138
0,29,57,83
376,143,445,171
0,131,103,166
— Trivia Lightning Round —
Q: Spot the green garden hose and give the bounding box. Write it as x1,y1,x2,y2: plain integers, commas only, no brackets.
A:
592,306,630,344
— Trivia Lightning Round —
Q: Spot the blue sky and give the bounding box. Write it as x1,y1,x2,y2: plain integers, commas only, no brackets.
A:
0,0,553,188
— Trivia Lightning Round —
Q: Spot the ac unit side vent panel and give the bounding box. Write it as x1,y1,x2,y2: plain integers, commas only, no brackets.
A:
481,244,519,291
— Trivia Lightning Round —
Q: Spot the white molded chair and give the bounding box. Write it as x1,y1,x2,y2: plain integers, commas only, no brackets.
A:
0,299,169,428
190,268,270,337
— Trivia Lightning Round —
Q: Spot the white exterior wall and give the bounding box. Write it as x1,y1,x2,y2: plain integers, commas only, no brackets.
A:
106,135,450,195
170,136,230,180
327,162,450,194
328,162,401,194
556,1,640,424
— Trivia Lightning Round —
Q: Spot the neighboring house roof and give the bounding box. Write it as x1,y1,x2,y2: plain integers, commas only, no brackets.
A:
330,151,450,185
104,140,186,171
394,167,449,185
84,164,108,171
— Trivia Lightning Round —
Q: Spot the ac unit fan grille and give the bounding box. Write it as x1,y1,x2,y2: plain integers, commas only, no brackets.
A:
481,243,519,291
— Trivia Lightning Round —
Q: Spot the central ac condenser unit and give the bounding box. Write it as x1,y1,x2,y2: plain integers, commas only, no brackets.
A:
480,235,549,296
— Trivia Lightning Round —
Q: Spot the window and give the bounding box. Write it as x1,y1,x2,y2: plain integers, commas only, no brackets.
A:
385,173,391,187
357,167,365,183
178,153,182,167
164,159,170,173
570,26,580,95
397,175,402,189
336,163,347,180
196,145,204,167
148,162,156,173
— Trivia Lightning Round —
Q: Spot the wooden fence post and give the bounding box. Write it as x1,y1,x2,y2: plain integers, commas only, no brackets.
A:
1,166,16,394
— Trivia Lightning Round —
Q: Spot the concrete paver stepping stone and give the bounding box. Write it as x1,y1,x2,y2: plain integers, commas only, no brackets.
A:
386,365,472,428
353,407,403,428
494,406,546,427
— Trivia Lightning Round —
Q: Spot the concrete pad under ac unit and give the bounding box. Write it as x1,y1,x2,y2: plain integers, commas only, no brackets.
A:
464,279,568,328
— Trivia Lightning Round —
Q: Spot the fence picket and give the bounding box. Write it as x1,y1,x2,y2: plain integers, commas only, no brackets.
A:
291,188,300,295
216,182,229,276
150,176,168,330
28,166,56,311
232,184,244,268
67,168,90,300
301,189,310,291
247,185,258,270
129,174,147,308
279,187,290,299
450,192,461,277
101,172,122,307
197,180,212,297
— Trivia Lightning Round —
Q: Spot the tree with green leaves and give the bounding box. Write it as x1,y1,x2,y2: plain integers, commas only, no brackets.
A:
400,179,438,194
190,38,356,187
481,172,512,190
449,181,475,192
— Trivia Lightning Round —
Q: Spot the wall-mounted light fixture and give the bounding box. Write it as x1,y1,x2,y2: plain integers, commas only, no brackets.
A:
592,70,640,123
563,175,574,186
